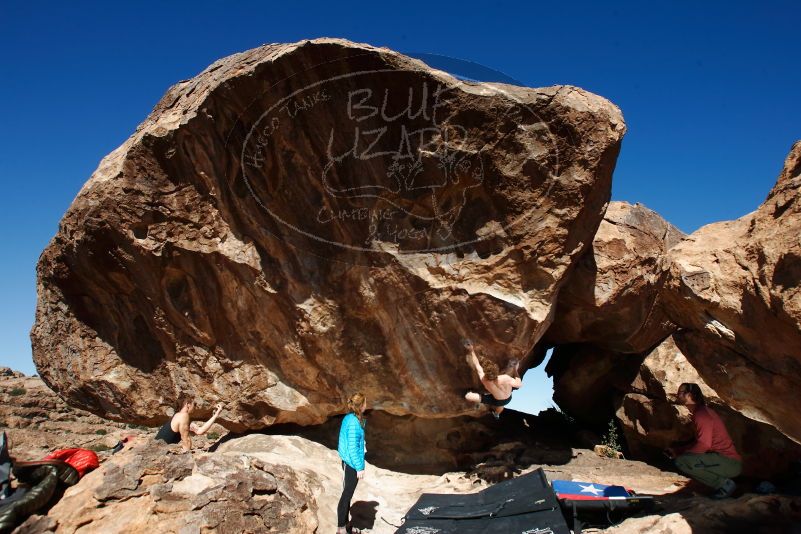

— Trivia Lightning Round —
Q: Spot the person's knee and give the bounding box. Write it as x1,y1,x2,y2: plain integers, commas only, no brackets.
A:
465,392,480,403
731,461,743,478
674,455,692,474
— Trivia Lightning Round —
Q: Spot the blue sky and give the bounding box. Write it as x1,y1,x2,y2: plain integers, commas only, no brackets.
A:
1,1,799,415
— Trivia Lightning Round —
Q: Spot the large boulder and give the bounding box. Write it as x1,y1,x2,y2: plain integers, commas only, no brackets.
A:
663,141,801,443
31,39,625,430
548,145,801,460
545,201,684,353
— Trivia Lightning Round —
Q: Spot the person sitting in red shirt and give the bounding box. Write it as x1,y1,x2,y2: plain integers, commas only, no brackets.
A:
665,383,742,499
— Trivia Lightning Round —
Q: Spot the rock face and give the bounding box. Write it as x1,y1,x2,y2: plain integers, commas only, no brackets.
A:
663,141,801,443
545,343,645,428
545,201,684,354
543,201,683,428
615,336,703,455
31,38,625,429
544,184,801,474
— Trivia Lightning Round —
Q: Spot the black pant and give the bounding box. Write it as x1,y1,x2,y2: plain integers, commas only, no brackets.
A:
337,461,359,528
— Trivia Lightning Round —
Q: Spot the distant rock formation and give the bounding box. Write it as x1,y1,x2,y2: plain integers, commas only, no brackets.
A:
0,366,25,378
31,38,625,429
0,370,151,460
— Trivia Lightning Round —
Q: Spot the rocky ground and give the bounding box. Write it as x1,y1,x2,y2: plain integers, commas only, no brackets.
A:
0,367,225,460
3,370,800,533
0,367,149,460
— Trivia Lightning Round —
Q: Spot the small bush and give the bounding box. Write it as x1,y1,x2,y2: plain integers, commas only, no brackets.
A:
206,432,220,441
95,429,107,435
9,388,26,396
88,443,110,452
601,419,623,458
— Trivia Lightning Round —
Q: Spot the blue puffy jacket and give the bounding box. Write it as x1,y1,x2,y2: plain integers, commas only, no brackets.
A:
337,413,365,471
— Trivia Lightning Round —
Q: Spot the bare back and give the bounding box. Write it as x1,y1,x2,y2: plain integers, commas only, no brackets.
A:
481,374,520,400
170,411,190,432
171,411,192,451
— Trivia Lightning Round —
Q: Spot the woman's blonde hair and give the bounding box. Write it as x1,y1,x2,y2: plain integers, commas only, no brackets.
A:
347,392,367,425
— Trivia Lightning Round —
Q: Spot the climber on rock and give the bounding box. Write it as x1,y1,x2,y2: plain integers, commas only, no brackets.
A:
154,397,224,452
463,339,522,419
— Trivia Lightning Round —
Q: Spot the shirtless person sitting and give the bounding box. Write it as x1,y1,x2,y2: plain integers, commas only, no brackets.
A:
463,340,522,419
155,396,224,452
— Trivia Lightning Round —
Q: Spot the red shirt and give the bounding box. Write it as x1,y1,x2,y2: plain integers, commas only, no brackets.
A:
682,405,741,461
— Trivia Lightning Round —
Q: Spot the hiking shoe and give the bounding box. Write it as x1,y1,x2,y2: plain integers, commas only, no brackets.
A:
711,478,736,499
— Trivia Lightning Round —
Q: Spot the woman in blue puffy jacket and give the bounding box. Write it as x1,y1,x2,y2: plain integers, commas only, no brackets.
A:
336,392,367,534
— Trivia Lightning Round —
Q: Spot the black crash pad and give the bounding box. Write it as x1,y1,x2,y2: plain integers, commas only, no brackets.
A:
396,468,570,534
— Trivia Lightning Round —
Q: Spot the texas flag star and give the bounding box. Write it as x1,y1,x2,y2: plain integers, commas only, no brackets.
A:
579,483,604,496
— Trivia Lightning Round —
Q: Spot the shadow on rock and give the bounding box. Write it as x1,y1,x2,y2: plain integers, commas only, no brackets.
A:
350,500,379,531
257,408,578,476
